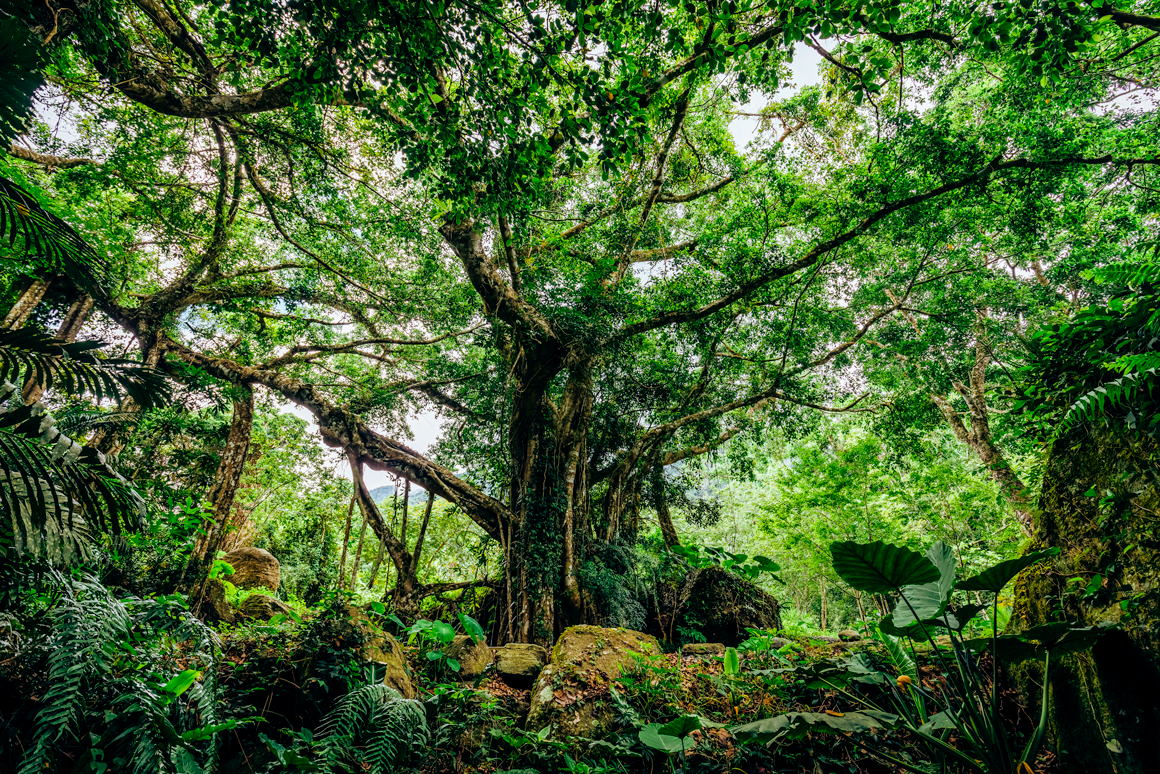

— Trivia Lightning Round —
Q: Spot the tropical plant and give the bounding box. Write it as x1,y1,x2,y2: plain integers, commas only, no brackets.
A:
1019,250,1160,442
1,329,168,564
390,611,485,675
733,540,1109,774
15,574,233,774
315,683,429,774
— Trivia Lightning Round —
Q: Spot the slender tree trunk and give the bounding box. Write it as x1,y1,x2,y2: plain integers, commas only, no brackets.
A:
338,486,356,590
23,294,95,403
349,507,369,591
652,464,680,547
3,277,52,329
186,386,254,576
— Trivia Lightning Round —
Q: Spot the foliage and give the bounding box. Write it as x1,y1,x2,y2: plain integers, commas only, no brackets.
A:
10,573,234,774
1019,252,1160,442
1,331,167,565
737,538,1105,774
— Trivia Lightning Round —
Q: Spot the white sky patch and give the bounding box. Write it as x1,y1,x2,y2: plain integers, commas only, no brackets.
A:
729,44,826,150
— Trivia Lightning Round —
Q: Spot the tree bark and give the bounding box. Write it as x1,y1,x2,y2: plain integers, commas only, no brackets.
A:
652,464,680,547
3,277,52,329
1010,429,1160,773
931,328,1035,535
188,385,255,567
22,294,94,403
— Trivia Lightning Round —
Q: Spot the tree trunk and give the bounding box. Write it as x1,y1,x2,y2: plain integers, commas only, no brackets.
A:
3,277,52,330
652,463,680,547
931,329,1035,535
23,294,95,403
187,386,255,573
1010,429,1160,773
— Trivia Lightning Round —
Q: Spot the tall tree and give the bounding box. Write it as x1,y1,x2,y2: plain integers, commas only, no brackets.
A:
10,0,1160,641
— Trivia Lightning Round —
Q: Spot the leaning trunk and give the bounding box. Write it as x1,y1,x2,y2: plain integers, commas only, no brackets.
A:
2,277,52,330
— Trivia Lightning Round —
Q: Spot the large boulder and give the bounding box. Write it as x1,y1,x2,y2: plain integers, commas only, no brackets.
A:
237,593,292,620
526,626,661,737
221,547,280,592
342,605,415,699
495,643,548,688
664,565,783,647
445,635,492,681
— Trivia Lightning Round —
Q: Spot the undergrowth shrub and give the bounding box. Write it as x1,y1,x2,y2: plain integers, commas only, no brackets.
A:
7,570,230,774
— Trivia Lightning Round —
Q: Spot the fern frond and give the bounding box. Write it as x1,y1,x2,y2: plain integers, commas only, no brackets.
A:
1059,368,1159,433
317,684,429,774
1089,260,1160,288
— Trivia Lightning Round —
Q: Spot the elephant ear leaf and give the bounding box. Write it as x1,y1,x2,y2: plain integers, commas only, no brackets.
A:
892,541,957,628
958,548,1060,593
732,711,900,743
830,540,940,595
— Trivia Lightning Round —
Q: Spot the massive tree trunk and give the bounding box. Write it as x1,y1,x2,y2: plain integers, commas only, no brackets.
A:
1010,428,1160,773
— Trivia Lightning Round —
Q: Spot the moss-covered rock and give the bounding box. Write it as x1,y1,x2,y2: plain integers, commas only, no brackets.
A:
339,605,415,698
526,625,661,737
659,565,782,647
1010,429,1160,773
221,547,280,592
445,634,492,680
495,643,547,688
681,642,725,656
237,593,292,620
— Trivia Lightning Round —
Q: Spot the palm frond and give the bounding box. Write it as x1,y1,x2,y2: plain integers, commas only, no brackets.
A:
0,329,168,408
0,383,148,564
0,177,113,299
0,16,42,146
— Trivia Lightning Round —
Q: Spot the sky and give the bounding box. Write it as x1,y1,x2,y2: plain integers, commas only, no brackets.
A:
288,44,827,489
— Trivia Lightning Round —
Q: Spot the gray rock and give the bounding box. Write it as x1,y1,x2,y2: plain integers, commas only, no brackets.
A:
495,643,547,688
527,625,661,738
838,629,861,642
446,634,492,680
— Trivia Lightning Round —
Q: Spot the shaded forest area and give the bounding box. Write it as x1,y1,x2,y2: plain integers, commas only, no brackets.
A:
0,0,1158,772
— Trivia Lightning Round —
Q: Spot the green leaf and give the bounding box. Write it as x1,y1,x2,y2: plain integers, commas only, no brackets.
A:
161,669,201,697
958,548,1059,593
658,714,702,738
892,541,957,627
723,647,740,677
830,540,940,594
732,710,900,743
639,723,696,753
458,612,485,643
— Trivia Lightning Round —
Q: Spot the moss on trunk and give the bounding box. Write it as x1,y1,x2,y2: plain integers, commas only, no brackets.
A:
1011,429,1160,772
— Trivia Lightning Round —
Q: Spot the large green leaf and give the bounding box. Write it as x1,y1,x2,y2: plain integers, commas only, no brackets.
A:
658,715,702,738
830,540,940,595
732,710,900,743
639,723,695,754
872,625,918,681
892,541,957,628
965,623,1112,662
0,178,112,299
957,548,1060,593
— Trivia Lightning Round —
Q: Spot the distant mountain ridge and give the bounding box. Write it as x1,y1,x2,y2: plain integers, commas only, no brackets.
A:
367,484,428,506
